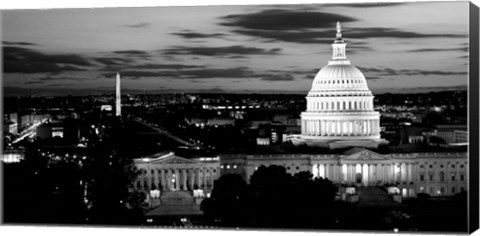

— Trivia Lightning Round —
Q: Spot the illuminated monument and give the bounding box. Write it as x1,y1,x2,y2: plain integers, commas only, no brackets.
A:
295,22,387,149
116,72,122,117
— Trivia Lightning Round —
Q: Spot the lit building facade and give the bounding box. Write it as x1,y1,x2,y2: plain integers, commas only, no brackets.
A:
220,148,468,198
295,22,386,149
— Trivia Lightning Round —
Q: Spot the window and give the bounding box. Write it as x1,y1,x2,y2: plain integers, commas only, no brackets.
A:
429,174,434,181
213,169,216,173
429,165,433,168
440,165,444,168
460,164,464,168
233,165,237,169
296,166,300,170
451,173,456,181
460,187,465,192
440,172,445,181
451,187,456,194
440,187,445,194
226,165,230,169
420,165,424,168
420,174,425,181
287,166,291,170
460,174,465,181
451,165,456,168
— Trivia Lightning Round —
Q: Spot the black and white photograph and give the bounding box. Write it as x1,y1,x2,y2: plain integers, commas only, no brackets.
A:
1,0,478,234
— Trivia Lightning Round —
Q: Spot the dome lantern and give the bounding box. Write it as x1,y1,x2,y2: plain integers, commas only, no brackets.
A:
332,21,347,60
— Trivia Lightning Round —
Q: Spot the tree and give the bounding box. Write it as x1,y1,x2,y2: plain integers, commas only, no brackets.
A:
202,165,339,228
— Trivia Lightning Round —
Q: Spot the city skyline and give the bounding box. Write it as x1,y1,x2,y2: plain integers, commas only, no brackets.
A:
2,1,469,96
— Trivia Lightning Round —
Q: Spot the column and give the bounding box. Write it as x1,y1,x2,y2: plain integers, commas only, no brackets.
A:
154,169,159,189
408,163,412,182
351,164,355,183
210,168,215,187
326,164,330,180
174,169,179,190
182,169,187,190
321,120,325,136
164,170,170,190
189,169,195,190
196,168,201,188
203,168,207,188
160,169,166,190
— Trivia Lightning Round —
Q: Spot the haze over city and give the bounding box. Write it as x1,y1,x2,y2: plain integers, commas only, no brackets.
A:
3,2,469,96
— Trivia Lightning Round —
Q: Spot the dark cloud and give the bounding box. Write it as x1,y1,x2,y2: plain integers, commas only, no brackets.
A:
346,28,466,39
328,3,404,8
260,73,294,81
113,50,150,55
231,27,465,44
172,30,226,39
94,57,134,66
232,29,334,44
125,22,150,28
132,63,204,69
221,9,356,30
4,46,89,73
162,45,281,56
2,41,37,46
407,47,468,52
25,81,44,84
357,66,468,77
104,67,296,82
23,76,89,85
303,74,315,80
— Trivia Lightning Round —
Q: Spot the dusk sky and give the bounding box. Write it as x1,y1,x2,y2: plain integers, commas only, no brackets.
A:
2,1,470,96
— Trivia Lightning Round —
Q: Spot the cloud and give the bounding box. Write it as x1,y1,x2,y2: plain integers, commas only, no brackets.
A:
131,63,204,69
2,41,37,46
357,66,468,77
23,76,89,85
95,57,134,66
232,29,334,44
113,50,151,56
328,3,404,8
407,47,468,52
346,28,466,39
260,73,294,81
4,46,90,73
229,26,465,44
221,9,356,30
162,45,281,56
124,22,150,28
172,30,226,39
104,67,297,82
25,81,44,84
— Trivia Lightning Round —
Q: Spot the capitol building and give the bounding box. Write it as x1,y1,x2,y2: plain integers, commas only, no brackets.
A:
294,22,387,149
132,23,468,213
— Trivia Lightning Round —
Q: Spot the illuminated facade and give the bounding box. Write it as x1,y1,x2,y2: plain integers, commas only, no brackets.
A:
134,152,221,194
134,148,467,199
220,148,468,198
295,22,387,149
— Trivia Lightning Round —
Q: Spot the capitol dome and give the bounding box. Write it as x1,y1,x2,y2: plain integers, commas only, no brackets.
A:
294,22,387,149
309,63,371,94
